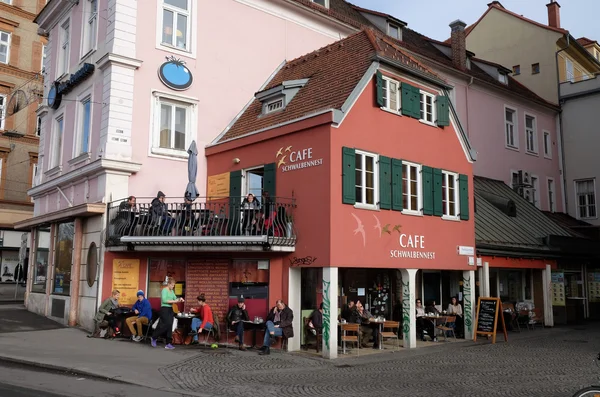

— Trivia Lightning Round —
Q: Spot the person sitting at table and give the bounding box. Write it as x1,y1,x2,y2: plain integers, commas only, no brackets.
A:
425,300,441,315
177,196,198,235
227,297,249,351
89,289,120,338
259,300,294,355
150,191,175,236
341,300,355,322
447,296,464,338
351,301,379,349
189,294,214,345
241,194,260,235
416,299,437,342
308,302,323,335
126,290,152,342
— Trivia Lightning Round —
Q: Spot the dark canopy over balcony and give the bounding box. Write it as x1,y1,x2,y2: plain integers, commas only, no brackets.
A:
105,196,296,251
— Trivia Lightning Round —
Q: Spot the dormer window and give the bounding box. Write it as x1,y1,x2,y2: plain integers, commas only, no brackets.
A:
499,73,507,84
466,57,471,70
388,24,401,40
265,97,284,114
311,0,328,8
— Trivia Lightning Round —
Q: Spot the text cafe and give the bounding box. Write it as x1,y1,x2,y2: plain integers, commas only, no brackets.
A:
101,251,287,331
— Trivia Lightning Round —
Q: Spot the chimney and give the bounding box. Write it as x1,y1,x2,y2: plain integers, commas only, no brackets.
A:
547,1,561,29
449,20,467,70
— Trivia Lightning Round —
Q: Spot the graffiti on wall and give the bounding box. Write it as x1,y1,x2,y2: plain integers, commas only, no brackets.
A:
462,275,473,334
322,279,331,352
401,279,411,339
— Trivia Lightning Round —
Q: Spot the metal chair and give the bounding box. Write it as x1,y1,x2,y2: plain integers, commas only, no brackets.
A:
381,321,401,350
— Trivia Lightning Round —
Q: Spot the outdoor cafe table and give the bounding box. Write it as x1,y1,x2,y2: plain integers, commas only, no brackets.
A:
241,320,264,349
423,315,448,338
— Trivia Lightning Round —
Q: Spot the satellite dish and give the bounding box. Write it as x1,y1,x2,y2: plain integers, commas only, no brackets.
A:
6,90,29,117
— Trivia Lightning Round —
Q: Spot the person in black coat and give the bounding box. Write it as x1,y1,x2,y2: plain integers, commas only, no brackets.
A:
227,297,249,350
150,191,175,235
259,300,294,355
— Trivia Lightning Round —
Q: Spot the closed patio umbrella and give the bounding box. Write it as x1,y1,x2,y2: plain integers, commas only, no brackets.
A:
185,140,199,201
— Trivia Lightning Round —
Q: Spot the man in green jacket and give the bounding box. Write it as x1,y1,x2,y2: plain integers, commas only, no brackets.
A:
89,290,120,338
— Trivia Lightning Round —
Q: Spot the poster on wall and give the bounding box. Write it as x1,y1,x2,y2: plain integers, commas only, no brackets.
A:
1,251,20,283
112,259,140,305
185,260,229,322
551,271,565,307
588,273,600,303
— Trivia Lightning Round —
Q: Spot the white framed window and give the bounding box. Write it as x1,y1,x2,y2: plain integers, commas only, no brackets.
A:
525,114,537,154
547,178,556,213
160,0,191,51
388,24,400,40
529,176,539,208
442,171,459,218
543,131,551,158
354,150,378,209
311,0,328,7
565,58,574,82
58,19,70,77
498,73,507,84
76,96,92,156
151,92,197,158
32,163,38,187
0,94,6,130
505,106,517,149
576,179,597,219
81,0,98,56
265,98,283,114
36,116,42,137
51,116,64,169
402,161,422,214
0,30,10,64
419,91,435,125
381,76,400,113
41,44,47,72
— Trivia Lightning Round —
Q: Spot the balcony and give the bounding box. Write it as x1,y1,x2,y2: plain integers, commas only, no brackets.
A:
105,196,297,252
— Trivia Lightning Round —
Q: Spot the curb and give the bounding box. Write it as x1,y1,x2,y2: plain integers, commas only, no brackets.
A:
0,355,212,397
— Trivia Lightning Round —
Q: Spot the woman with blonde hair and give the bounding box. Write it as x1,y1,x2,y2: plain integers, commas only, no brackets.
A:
151,277,184,349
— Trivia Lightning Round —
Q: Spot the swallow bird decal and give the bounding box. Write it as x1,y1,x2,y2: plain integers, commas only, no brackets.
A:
285,145,292,152
393,224,402,234
351,213,366,247
373,214,382,237
276,147,284,158
382,224,391,235
277,157,287,168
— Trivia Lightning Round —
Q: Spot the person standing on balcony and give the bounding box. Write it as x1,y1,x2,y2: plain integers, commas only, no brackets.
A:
151,191,175,235
151,277,183,349
241,194,260,235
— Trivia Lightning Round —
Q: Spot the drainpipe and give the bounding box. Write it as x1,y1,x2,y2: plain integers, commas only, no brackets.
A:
555,34,570,214
68,218,83,326
465,76,474,138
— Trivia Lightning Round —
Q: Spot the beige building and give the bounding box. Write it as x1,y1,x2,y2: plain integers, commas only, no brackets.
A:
0,0,45,286
463,1,600,104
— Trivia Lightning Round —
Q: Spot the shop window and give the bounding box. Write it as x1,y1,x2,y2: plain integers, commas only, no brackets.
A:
1,251,19,283
53,222,74,295
32,227,50,293
148,259,186,300
229,260,269,319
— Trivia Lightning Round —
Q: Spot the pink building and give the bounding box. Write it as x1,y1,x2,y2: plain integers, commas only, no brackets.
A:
19,0,366,328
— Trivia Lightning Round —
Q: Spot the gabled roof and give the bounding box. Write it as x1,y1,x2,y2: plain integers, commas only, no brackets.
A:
350,4,407,27
287,0,373,30
577,37,598,47
474,176,572,251
214,29,445,144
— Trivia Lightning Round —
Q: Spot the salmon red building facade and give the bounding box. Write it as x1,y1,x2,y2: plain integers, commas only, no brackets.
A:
205,29,477,357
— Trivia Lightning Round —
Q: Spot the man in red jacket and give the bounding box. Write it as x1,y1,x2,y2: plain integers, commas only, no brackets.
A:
189,294,213,344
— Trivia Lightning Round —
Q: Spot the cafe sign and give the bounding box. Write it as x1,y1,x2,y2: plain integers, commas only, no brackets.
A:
48,63,95,110
390,234,436,260
276,145,323,173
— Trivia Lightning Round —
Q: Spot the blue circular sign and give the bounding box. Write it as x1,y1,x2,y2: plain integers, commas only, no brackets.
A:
48,82,62,110
158,56,193,91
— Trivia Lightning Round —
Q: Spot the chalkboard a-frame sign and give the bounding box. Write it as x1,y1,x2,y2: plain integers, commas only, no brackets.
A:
473,297,508,343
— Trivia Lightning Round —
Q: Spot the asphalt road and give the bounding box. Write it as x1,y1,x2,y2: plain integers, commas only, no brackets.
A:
0,361,193,397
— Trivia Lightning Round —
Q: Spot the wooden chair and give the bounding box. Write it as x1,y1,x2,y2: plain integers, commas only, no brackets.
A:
380,321,400,351
436,316,456,341
517,310,533,330
341,323,360,356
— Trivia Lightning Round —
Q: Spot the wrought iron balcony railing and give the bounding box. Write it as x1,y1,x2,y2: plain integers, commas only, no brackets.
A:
105,196,296,249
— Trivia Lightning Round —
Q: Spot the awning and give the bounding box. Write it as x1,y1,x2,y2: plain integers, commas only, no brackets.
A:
13,203,106,230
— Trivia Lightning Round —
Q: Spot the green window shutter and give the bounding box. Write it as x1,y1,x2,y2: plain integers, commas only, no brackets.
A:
263,163,276,198
433,169,443,217
342,147,356,204
422,166,433,215
459,174,470,220
436,95,450,127
391,158,403,211
228,170,242,235
376,70,384,108
411,85,421,119
379,156,391,210
401,82,414,117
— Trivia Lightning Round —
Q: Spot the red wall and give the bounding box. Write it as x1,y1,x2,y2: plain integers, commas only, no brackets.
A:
483,256,557,269
329,78,475,270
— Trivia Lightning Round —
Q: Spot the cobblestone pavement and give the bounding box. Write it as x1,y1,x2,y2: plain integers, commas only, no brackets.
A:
160,323,600,397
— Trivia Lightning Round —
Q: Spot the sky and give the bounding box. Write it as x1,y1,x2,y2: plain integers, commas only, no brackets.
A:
349,0,600,42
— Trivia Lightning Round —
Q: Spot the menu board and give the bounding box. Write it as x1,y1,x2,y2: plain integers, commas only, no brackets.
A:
112,259,140,305
551,272,566,307
474,297,507,344
207,172,230,200
588,273,600,303
185,260,230,323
